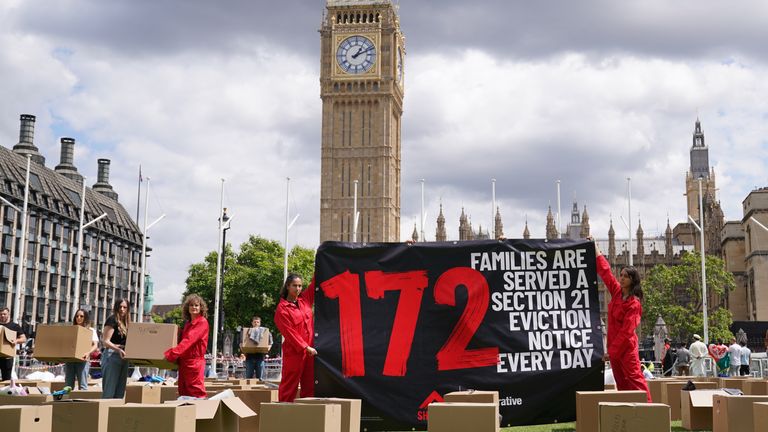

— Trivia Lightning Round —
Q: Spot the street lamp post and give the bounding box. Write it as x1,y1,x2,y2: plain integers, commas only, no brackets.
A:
138,177,165,322
72,177,107,319
687,177,708,345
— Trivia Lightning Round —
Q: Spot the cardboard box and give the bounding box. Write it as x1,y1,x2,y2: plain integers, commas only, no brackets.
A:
0,326,16,357
233,389,278,432
0,394,55,405
125,384,161,404
604,383,616,390
260,402,341,432
443,390,499,405
744,379,768,396
240,327,272,354
598,402,670,432
69,390,105,400
713,394,768,432
754,402,768,432
681,390,729,430
296,398,362,432
719,377,751,391
647,378,684,405
159,385,179,403
50,399,124,432
108,403,196,432
124,323,178,369
166,398,256,432
33,325,93,362
661,380,717,421
575,391,647,432
0,404,52,432
427,402,499,432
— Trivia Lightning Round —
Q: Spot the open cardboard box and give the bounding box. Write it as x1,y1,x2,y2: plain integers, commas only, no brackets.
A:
575,391,647,432
240,327,272,354
681,389,728,431
0,326,16,357
713,394,768,432
166,397,257,432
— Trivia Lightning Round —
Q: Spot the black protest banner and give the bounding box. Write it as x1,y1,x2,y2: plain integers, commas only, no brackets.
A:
313,239,604,430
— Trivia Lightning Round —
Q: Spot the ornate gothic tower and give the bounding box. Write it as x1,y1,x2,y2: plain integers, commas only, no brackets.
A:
665,219,673,262
636,221,644,265
608,219,616,260
459,208,471,240
435,203,447,241
523,221,530,239
686,119,716,222
579,205,590,239
319,1,405,242
546,206,558,240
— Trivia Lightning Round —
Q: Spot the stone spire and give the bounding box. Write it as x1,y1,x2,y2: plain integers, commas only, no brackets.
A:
608,218,616,260
459,208,471,241
435,203,447,242
665,218,673,261
579,205,590,239
546,206,558,240
411,223,419,242
523,220,530,239
636,219,644,263
494,207,504,239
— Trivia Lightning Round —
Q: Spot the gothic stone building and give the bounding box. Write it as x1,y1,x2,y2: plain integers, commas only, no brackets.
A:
0,114,144,332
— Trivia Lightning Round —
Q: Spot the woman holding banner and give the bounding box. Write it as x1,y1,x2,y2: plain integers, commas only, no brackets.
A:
591,238,652,402
164,294,209,398
274,273,316,402
101,299,131,399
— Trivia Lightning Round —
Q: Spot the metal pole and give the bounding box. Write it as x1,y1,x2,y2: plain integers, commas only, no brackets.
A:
699,178,708,345
12,155,31,324
492,179,496,239
283,177,290,283
72,177,88,318
556,180,561,238
353,180,358,243
212,178,225,377
138,178,151,322
627,177,633,266
420,179,425,242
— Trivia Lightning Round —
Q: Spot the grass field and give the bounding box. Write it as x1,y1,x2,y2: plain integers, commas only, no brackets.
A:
391,420,707,431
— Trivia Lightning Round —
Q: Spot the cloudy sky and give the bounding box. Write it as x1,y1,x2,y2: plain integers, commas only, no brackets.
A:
1,0,767,304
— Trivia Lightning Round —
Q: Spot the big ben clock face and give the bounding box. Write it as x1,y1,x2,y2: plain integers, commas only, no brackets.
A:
396,47,404,84
336,35,377,74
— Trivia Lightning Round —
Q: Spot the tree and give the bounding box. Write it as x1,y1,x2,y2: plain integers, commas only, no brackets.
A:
642,252,735,344
183,235,315,350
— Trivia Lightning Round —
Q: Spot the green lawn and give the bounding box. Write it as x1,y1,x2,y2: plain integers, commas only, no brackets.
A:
391,420,708,431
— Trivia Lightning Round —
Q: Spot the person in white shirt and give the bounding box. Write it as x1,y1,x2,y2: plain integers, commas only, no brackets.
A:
740,342,752,376
727,337,742,377
689,334,709,376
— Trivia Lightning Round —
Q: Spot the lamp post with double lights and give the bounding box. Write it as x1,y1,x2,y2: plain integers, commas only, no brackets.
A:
687,177,708,345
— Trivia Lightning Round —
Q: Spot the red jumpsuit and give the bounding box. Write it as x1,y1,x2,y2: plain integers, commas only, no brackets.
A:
274,279,315,402
164,315,209,398
597,255,651,402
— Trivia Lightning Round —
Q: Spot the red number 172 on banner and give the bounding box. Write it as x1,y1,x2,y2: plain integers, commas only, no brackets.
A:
320,267,500,378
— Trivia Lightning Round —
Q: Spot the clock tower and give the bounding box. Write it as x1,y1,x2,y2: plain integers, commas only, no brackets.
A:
319,0,405,243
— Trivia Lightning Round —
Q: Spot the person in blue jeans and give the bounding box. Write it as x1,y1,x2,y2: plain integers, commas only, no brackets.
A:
64,309,99,390
101,299,131,399
244,316,272,380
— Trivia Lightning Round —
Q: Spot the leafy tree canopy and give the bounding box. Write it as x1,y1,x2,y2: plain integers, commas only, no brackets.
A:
642,252,735,344
183,235,315,347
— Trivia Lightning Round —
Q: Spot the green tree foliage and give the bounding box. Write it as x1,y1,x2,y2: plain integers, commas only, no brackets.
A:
642,252,735,344
183,235,315,344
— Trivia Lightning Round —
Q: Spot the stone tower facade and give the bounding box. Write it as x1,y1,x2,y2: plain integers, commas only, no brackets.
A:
435,204,446,241
319,0,404,242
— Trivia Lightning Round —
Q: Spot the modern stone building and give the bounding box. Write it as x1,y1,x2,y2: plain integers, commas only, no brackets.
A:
0,114,144,333
319,0,405,243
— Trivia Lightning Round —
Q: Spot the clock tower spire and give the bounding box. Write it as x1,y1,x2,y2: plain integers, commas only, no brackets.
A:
319,0,405,242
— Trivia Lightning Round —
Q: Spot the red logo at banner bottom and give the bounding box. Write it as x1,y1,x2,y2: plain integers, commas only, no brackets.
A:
417,390,445,421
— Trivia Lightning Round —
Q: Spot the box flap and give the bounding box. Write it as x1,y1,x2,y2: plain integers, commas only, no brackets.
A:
221,397,257,418
1,326,16,344
688,390,729,407
166,399,221,420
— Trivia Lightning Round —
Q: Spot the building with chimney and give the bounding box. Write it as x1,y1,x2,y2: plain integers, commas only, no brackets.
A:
0,114,145,333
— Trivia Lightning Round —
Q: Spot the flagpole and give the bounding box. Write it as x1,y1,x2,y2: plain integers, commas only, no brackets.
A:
136,165,142,222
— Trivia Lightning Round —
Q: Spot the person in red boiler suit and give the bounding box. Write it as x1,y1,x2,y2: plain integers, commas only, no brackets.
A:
164,294,210,398
591,238,652,402
274,273,317,402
